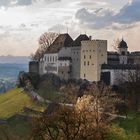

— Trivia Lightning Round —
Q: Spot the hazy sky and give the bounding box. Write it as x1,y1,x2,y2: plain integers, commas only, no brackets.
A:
0,0,140,56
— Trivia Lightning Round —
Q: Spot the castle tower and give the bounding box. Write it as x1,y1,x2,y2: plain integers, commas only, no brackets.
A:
118,39,128,64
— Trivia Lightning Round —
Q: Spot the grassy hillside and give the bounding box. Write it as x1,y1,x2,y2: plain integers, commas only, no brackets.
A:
0,88,45,119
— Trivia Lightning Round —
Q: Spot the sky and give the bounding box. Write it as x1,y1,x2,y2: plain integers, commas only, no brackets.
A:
0,0,140,56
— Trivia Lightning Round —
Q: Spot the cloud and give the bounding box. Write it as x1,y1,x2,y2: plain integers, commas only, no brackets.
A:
16,0,32,6
75,0,140,29
0,0,61,7
0,0,10,7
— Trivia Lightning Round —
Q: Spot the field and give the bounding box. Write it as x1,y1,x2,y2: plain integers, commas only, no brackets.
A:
0,88,47,139
1,88,140,139
0,88,46,119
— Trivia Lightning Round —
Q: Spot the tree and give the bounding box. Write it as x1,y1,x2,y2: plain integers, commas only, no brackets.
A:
59,83,79,104
30,84,121,140
32,32,58,61
112,38,120,51
31,104,108,140
119,67,140,111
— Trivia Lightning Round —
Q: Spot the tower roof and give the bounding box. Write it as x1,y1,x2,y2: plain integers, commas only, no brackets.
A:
46,33,73,53
72,34,89,46
118,39,128,48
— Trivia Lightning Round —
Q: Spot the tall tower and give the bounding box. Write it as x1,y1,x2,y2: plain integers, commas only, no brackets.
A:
118,39,128,64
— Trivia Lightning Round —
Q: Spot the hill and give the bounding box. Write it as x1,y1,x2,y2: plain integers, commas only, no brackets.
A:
0,88,45,119
0,56,30,64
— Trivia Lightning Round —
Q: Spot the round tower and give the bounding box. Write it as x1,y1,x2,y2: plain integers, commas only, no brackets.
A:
118,39,128,64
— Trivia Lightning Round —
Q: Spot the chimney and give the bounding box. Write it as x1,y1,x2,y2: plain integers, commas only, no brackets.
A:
89,36,92,40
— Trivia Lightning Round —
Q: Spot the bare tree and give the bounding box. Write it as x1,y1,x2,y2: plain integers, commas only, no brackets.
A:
30,84,121,140
112,38,120,51
119,67,140,111
32,32,58,61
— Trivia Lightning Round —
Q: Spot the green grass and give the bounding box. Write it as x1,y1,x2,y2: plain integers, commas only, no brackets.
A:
38,85,60,101
107,124,140,140
116,113,140,134
0,88,46,119
107,112,140,140
0,118,31,140
7,116,31,139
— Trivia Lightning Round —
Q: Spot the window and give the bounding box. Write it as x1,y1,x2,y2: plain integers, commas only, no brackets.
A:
50,56,52,62
121,51,125,55
84,55,86,59
90,55,91,59
48,57,49,62
56,56,58,62
87,61,89,65
84,74,86,78
84,61,86,66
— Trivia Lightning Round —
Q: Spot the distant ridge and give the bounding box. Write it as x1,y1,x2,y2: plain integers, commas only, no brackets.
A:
0,56,30,64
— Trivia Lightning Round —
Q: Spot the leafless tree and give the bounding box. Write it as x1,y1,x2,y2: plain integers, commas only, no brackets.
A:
112,38,120,51
119,67,140,110
32,32,58,61
30,84,121,140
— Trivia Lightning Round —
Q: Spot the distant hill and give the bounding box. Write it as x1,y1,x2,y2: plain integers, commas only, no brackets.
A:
0,56,30,64
0,63,29,93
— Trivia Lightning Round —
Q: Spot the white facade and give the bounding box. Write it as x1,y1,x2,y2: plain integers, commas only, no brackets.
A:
119,55,128,64
43,53,58,74
40,39,108,82
80,40,107,82
101,69,136,85
37,34,140,85
58,60,71,67
58,47,71,57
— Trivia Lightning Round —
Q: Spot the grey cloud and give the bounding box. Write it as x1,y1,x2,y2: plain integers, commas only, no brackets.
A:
76,8,114,29
75,0,140,29
0,0,61,7
48,24,66,32
115,0,140,24
0,0,32,7
111,23,136,30
16,0,32,6
0,0,10,7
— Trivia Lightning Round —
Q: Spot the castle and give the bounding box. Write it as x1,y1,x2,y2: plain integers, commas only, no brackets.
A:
29,33,140,86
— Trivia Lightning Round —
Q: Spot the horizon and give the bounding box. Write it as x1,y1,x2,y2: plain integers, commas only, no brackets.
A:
0,0,140,56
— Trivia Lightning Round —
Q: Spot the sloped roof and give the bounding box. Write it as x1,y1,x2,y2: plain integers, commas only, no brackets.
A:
46,33,73,53
118,39,128,48
72,34,89,47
